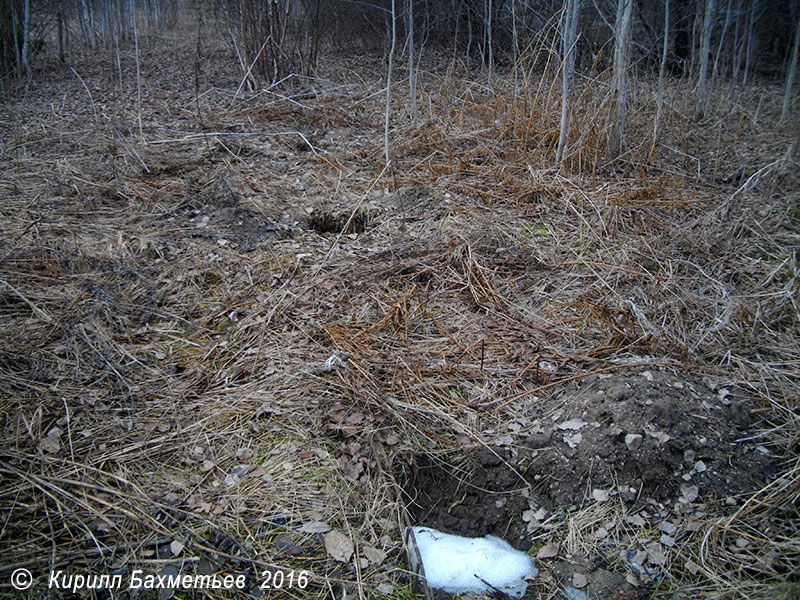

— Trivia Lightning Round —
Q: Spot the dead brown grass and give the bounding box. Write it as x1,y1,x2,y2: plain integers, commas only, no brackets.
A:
0,10,798,600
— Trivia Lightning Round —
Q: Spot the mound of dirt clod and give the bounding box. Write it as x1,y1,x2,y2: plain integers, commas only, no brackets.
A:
403,368,777,598
525,368,775,509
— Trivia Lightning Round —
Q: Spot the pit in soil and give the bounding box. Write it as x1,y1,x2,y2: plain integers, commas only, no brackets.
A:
402,368,774,599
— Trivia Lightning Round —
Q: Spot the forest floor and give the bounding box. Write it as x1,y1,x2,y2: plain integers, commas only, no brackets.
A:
1,16,799,600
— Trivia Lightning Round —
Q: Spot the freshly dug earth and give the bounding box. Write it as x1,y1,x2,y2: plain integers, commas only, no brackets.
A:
404,368,775,598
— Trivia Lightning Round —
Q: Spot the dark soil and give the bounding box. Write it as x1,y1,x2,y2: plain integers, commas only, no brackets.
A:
403,368,776,599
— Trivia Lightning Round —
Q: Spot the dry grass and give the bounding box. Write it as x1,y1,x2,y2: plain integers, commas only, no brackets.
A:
0,11,798,600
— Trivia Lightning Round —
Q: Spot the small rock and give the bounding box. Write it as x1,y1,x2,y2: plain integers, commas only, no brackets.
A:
647,429,671,444
725,496,737,506
647,543,667,565
236,447,254,461
683,449,696,464
680,484,699,503
694,461,707,473
619,486,638,503
660,534,675,547
557,418,588,431
685,520,704,532
572,572,588,588
625,433,643,451
522,509,535,522
592,488,610,502
626,514,646,527
659,521,677,535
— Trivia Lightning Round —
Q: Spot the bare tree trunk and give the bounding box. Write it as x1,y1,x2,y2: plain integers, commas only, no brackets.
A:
408,0,417,118
385,0,397,166
781,10,800,123
80,0,96,49
511,0,519,91
729,0,744,102
128,0,136,40
133,0,143,139
10,0,22,75
653,0,670,153
487,0,493,87
57,0,65,63
556,0,579,165
479,1,486,75
466,5,472,70
609,0,633,159
451,0,459,64
743,0,757,85
20,0,29,76
711,0,732,86
695,0,716,119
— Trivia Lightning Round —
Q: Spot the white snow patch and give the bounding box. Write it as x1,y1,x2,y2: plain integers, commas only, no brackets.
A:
407,526,538,599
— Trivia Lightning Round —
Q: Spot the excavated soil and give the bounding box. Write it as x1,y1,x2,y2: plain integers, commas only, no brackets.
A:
404,368,776,598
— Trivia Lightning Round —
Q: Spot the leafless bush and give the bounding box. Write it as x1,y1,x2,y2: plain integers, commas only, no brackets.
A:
221,0,326,89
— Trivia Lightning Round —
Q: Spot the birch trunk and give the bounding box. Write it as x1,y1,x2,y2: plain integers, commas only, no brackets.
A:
452,0,459,64
743,0,757,85
653,0,670,152
729,0,744,102
711,0,733,86
81,0,96,49
466,5,472,70
556,0,579,165
511,0,519,91
408,0,417,118
20,0,29,76
487,0,493,87
609,0,634,160
695,0,716,119
385,0,397,165
781,11,800,123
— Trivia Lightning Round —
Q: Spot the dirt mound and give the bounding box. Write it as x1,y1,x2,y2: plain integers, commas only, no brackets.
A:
526,368,774,508
404,368,775,598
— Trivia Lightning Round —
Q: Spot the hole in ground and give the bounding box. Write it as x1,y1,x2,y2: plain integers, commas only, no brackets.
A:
307,208,372,234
